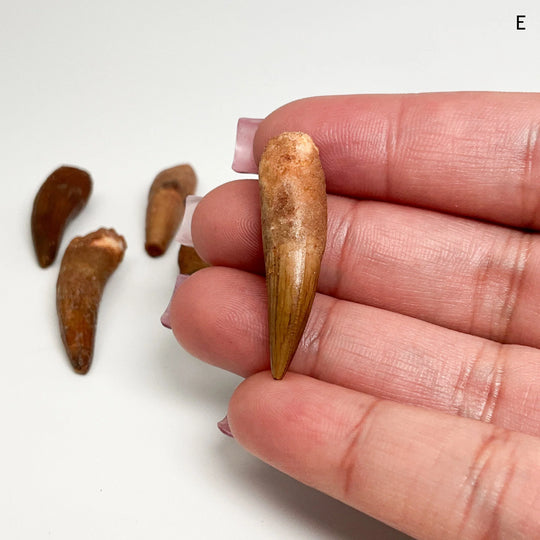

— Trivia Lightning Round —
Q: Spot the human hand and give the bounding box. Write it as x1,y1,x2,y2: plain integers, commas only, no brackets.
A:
169,93,540,539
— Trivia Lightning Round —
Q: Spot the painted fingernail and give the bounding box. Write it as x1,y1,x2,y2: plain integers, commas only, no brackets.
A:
232,118,262,173
175,195,202,246
160,273,190,329
217,415,234,438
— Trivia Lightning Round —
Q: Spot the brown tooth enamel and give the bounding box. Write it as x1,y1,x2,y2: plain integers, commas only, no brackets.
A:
56,228,127,374
178,244,210,275
145,164,197,257
258,132,327,380
31,166,92,268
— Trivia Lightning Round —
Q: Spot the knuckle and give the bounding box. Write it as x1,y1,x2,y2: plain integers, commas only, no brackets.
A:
339,399,382,499
452,341,506,424
470,232,531,342
458,427,521,538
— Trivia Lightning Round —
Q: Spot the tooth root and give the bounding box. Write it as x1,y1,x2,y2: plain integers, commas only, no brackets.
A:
259,132,327,380
266,245,322,380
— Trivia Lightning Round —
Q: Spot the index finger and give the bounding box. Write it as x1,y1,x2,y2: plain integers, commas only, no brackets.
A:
250,93,540,229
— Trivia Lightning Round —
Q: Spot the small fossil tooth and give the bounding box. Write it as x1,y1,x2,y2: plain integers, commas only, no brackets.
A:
31,166,92,268
177,244,210,275
259,132,327,380
145,164,197,257
56,228,127,374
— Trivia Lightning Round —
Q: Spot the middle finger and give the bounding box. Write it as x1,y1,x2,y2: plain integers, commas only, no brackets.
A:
192,180,540,348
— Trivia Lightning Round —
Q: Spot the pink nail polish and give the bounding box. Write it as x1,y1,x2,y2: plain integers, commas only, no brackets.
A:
160,274,190,329
232,118,262,173
175,195,202,246
217,415,234,438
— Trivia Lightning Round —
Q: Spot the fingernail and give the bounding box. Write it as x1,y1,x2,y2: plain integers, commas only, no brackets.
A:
232,118,262,173
160,274,190,329
175,195,202,246
217,415,234,438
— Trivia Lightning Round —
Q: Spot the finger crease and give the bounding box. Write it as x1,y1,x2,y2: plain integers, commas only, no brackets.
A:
451,339,507,425
340,398,382,500
332,203,361,299
521,121,540,229
498,234,532,343
384,97,406,201
305,298,341,379
479,343,506,424
458,428,518,539
470,251,496,337
471,232,531,342
451,342,483,418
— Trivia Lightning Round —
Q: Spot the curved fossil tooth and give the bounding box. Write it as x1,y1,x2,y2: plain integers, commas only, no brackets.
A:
56,228,127,374
259,132,327,380
31,165,92,268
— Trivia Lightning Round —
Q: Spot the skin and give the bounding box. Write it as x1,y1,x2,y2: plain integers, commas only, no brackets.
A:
169,93,540,538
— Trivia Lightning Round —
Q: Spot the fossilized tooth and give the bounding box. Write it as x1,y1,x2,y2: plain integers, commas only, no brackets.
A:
259,132,327,380
56,228,127,374
145,164,197,257
31,165,92,268
177,244,210,275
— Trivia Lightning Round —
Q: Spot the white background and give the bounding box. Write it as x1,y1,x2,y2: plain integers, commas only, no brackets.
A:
2,1,540,538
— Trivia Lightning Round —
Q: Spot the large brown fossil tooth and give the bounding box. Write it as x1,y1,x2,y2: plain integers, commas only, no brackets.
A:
145,164,197,257
177,244,210,275
56,228,127,374
258,132,327,380
31,166,92,268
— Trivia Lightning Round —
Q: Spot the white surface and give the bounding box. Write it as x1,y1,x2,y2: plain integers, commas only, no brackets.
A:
2,1,540,538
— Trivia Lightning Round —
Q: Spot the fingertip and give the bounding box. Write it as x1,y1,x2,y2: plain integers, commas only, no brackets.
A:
161,273,190,329
169,266,268,375
190,180,263,271
252,96,332,163
227,372,315,457
169,269,213,356
227,371,279,446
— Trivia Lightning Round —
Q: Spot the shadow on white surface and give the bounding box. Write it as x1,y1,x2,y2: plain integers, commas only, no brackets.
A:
217,439,412,540
149,327,410,538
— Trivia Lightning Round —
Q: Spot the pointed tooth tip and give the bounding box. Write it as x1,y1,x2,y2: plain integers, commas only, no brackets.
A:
271,361,288,380
266,247,321,382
